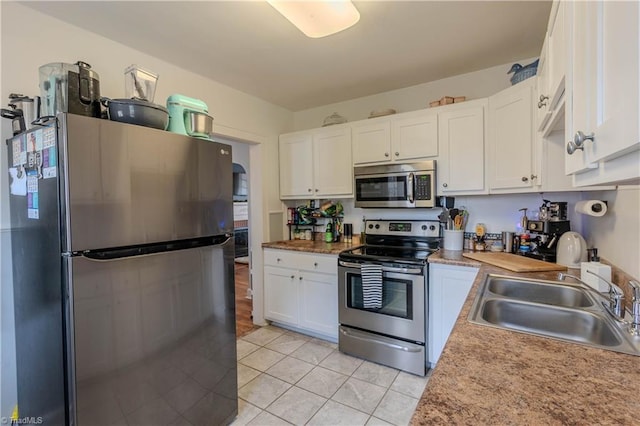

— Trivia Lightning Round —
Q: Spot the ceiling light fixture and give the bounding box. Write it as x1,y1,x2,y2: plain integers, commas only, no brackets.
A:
267,0,360,38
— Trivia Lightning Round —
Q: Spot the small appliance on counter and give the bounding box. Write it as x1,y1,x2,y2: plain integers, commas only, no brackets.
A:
523,200,571,262
167,94,214,138
556,231,588,268
39,61,101,118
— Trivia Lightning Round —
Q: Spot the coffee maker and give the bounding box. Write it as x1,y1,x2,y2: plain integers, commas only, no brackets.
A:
525,200,570,262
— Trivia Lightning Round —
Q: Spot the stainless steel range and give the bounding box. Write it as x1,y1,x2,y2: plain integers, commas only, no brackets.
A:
338,219,440,376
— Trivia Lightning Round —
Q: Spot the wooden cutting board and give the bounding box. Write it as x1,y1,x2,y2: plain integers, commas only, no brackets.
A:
462,252,567,272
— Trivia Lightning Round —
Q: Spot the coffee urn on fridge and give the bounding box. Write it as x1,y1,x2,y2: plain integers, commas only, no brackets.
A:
39,61,102,118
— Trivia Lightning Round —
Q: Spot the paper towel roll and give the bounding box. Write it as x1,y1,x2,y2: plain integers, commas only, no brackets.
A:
575,200,607,217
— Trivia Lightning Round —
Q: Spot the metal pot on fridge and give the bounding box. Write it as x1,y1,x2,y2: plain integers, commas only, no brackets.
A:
1,93,42,135
101,97,169,130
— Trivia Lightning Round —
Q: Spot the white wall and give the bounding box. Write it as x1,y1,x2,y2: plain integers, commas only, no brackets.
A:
582,187,640,280
0,2,293,417
292,58,534,131
336,191,588,237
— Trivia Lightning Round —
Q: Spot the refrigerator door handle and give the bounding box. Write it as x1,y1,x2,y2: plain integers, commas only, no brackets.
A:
79,234,233,261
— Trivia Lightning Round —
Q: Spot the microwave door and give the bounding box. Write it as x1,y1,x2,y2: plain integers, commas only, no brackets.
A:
355,173,412,208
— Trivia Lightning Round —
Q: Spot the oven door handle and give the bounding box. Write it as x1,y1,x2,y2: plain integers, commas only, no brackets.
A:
339,327,422,353
338,260,423,275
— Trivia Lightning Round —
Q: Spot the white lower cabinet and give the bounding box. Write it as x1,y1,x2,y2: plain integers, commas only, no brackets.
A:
428,263,479,366
263,249,338,340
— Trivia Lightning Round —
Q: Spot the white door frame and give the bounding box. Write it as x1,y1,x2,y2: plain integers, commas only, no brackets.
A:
213,124,268,326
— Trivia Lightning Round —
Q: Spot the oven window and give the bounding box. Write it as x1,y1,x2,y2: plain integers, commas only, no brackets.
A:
356,177,407,201
346,273,412,319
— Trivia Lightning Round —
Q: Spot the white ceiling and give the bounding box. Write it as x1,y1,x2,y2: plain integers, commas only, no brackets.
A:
23,1,552,112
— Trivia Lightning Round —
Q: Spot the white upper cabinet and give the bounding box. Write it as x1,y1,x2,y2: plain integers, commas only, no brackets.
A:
489,79,537,191
536,1,567,137
352,110,438,165
391,110,438,161
536,38,553,132
279,132,314,198
565,0,639,184
313,126,353,196
547,0,566,109
279,126,353,199
352,119,392,164
437,100,487,195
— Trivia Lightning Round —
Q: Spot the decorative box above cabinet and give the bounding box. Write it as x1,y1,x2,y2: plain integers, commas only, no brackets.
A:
352,110,438,165
279,126,353,199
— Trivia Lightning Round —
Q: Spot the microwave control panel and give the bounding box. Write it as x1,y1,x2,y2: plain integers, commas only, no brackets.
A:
415,174,432,200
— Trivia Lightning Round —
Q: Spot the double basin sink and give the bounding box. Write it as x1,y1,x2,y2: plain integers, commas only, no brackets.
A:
468,274,640,356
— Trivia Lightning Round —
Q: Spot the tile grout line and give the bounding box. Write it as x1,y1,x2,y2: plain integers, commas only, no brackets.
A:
237,327,427,426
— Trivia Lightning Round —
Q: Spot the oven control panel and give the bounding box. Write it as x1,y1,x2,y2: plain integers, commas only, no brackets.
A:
365,220,440,237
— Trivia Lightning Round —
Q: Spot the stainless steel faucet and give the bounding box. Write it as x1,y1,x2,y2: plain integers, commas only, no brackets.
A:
557,272,626,321
629,280,640,336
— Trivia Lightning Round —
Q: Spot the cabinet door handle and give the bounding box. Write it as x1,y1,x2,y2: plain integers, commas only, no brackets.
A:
567,131,595,155
442,183,448,188
531,174,537,180
538,100,547,109
299,276,303,281
521,176,529,182
307,188,312,192
574,131,595,147
314,262,318,267
314,188,319,192
290,275,295,279
277,258,281,262
395,152,399,156
384,152,390,157
539,94,549,102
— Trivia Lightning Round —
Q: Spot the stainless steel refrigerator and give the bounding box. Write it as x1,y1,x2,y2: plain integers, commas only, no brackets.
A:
6,114,237,425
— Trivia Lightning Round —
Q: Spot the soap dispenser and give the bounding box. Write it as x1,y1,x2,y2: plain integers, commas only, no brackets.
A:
516,208,529,234
580,248,612,292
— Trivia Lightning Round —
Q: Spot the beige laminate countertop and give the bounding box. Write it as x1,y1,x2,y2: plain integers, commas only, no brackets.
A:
413,251,640,425
262,237,361,255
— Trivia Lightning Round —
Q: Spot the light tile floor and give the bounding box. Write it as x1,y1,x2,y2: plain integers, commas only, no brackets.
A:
231,326,432,426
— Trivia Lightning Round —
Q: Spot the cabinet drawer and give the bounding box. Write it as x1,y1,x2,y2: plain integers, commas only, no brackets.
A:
263,249,337,273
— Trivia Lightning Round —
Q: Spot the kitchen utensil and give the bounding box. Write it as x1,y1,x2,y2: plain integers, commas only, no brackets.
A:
101,97,169,130
185,110,214,138
502,231,515,253
454,215,463,230
167,94,211,137
125,64,159,102
556,231,587,268
0,107,26,136
443,229,464,251
39,61,101,117
8,94,41,130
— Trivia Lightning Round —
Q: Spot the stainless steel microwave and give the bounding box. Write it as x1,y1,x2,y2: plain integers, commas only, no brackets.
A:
354,161,436,208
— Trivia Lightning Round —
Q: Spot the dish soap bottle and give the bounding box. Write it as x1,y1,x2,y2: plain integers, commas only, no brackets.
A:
325,222,333,243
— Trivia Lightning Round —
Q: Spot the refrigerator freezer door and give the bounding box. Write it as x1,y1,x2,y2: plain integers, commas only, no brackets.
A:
59,114,233,252
66,241,237,425
6,137,67,424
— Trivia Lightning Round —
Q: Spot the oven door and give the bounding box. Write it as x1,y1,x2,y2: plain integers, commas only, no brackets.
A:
338,260,425,343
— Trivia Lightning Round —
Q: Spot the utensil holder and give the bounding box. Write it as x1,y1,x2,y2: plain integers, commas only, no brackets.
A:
443,230,464,251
